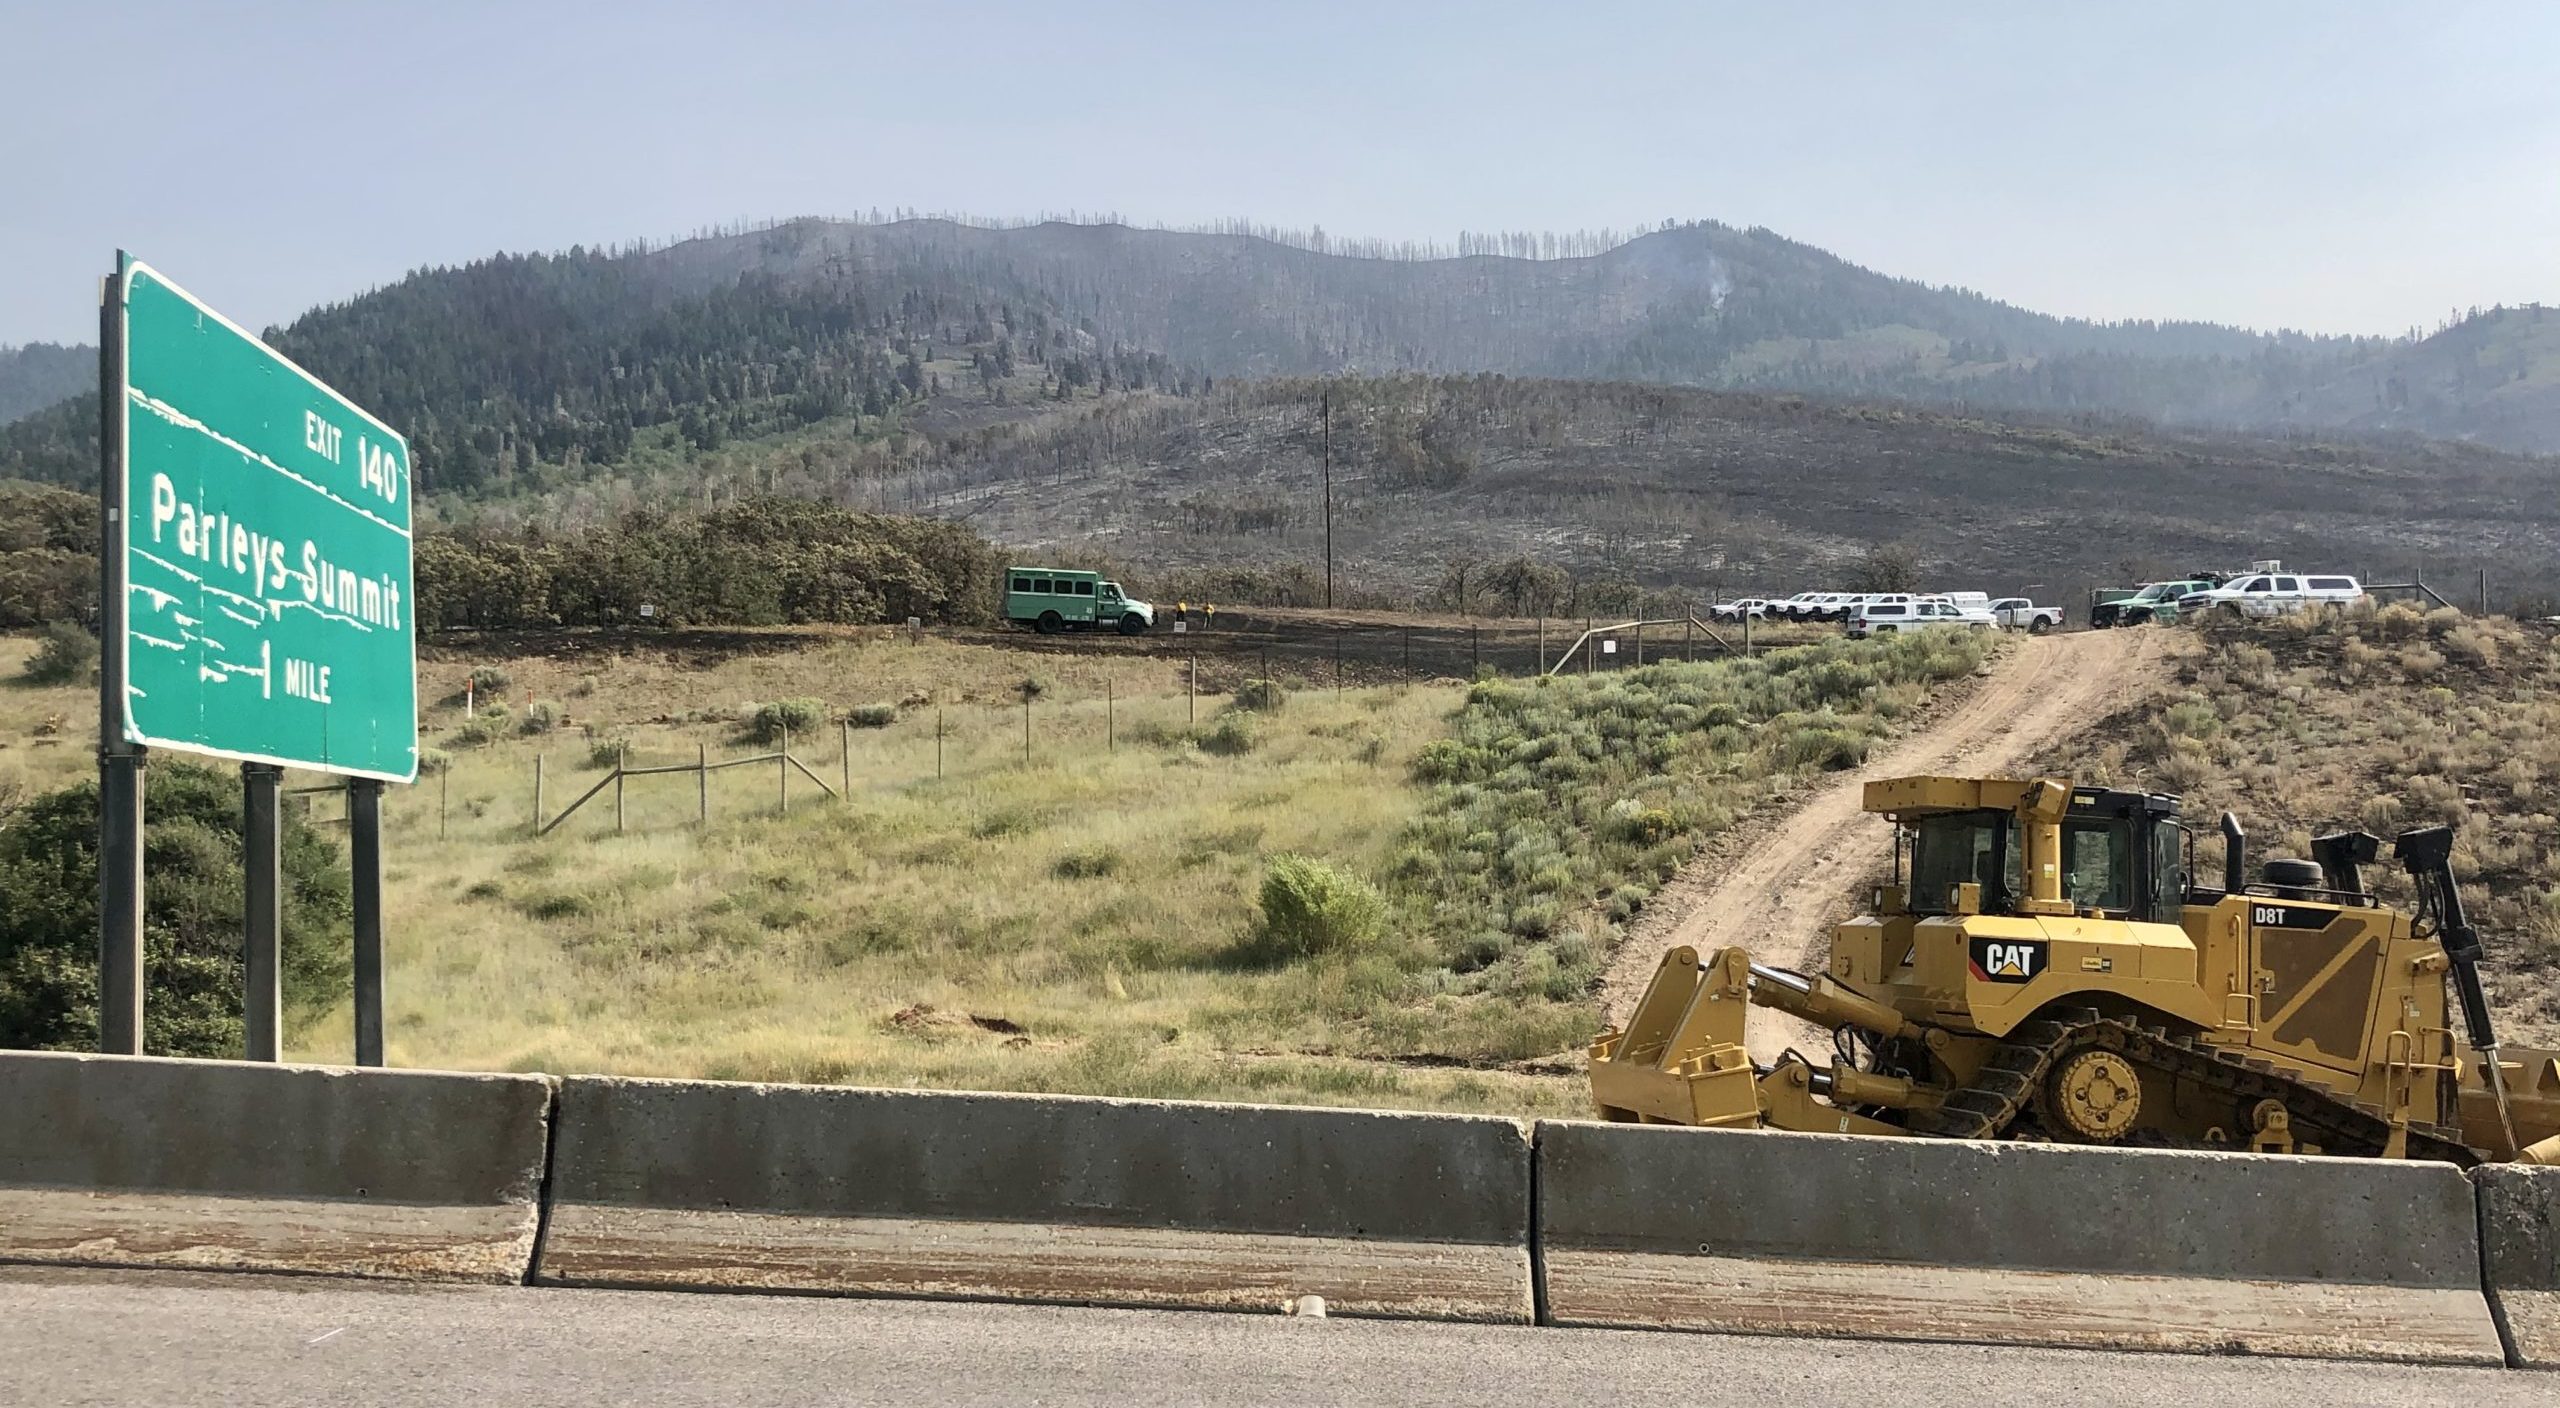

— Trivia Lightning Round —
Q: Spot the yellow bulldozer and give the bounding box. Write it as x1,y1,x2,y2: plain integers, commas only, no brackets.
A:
1592,774,2560,1163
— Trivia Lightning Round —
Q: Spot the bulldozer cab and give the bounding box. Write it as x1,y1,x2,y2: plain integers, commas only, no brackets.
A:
1879,777,2185,923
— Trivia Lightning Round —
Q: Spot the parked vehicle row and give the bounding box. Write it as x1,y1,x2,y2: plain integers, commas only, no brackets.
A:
1710,589,2061,634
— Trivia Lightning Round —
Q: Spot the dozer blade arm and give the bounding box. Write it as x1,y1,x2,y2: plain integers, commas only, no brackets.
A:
1590,946,1945,1130
1590,947,1761,1125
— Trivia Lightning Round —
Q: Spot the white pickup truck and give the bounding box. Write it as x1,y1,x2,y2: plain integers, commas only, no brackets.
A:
1988,597,2063,633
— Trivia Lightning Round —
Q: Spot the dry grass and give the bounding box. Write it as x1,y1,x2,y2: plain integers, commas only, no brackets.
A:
3,624,1988,1114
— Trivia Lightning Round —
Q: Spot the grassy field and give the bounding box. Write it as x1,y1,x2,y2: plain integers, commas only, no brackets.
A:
2047,606,2560,1045
1,624,1993,1114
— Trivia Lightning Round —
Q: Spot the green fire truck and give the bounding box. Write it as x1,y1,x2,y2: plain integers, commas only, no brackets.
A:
1003,567,1156,635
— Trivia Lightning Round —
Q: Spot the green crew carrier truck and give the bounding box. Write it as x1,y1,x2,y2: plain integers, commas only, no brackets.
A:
1003,567,1156,635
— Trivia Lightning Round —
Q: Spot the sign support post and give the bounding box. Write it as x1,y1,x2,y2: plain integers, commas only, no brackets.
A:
350,779,385,1067
96,256,145,1055
242,762,283,1061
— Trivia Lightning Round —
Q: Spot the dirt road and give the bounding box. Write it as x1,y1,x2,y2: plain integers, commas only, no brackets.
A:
1597,629,2167,1060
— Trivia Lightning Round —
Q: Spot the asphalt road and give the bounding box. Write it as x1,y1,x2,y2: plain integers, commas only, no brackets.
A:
0,1266,2538,1407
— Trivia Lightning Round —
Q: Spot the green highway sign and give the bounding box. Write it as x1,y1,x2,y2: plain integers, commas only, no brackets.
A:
115,257,418,781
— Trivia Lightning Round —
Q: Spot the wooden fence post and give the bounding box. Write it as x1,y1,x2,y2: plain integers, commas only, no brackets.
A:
1107,678,1115,752
533,752,545,833
840,720,852,799
613,744,626,834
780,721,790,814
1471,625,1480,676
1189,655,1199,723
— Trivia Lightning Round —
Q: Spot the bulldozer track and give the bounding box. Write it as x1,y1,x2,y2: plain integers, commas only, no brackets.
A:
1903,1009,2477,1164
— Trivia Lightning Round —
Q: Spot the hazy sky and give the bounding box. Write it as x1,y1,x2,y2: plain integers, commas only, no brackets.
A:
5,1,2555,345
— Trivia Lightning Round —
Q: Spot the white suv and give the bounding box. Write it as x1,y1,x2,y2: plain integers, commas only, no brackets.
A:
2177,573,2364,619
1846,598,1995,638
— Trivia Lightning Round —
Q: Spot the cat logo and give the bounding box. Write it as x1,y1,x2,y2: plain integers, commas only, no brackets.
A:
1968,937,2047,983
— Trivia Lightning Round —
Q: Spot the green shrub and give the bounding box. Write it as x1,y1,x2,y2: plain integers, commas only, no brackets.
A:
1199,713,1258,756
519,699,564,735
452,704,513,748
416,747,454,776
848,702,898,728
1253,854,1386,960
1780,725,1869,770
2161,700,2220,739
0,763,349,1055
465,665,512,696
1411,738,1476,783
1603,798,1678,845
1231,678,1288,712
586,737,629,769
1053,848,1123,880
22,620,97,685
745,697,828,743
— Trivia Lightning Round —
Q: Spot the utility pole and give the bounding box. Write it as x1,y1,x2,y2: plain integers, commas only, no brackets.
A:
1321,391,1334,610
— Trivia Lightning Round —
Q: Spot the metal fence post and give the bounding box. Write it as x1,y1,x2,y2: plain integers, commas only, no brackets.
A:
1634,620,1645,666
936,706,946,778
1189,654,1199,723
438,765,449,840
841,720,852,799
533,752,545,833
698,742,709,823
614,743,627,833
1107,678,1115,752
1471,625,1480,676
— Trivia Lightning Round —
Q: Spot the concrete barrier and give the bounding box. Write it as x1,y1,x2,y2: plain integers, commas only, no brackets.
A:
0,1051,553,1283
2477,1165,2560,1368
1535,1121,2504,1363
538,1077,1533,1320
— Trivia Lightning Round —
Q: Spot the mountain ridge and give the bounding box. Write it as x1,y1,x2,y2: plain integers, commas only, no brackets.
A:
3,216,2554,477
